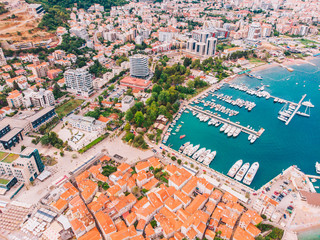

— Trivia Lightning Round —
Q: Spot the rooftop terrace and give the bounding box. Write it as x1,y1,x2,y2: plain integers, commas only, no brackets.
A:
0,152,19,163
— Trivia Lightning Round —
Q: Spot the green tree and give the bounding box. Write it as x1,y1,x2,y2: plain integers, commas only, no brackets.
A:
126,109,134,121
183,57,192,67
134,111,144,126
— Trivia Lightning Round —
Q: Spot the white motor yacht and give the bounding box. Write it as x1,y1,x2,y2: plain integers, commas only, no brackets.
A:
227,160,243,178
235,163,250,181
243,162,259,185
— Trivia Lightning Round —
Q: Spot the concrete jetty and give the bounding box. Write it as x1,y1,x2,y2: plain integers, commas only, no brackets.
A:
285,94,307,125
188,105,264,137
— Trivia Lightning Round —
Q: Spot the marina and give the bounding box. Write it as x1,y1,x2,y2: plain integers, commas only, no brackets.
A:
163,59,320,189
187,105,264,138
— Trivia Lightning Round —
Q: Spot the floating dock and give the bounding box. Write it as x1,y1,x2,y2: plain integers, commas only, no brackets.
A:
285,94,306,125
188,105,264,137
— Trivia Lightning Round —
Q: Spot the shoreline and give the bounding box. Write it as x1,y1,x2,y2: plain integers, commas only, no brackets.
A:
293,222,320,235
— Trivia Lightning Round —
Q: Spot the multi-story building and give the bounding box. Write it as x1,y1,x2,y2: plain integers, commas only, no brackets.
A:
0,147,44,185
205,37,217,56
23,88,55,108
27,4,45,16
192,30,211,43
70,26,89,41
121,96,135,112
299,25,309,36
26,107,57,131
0,48,7,66
6,90,23,108
64,68,94,97
63,114,106,134
187,37,217,56
261,24,272,37
129,54,149,79
31,62,49,78
247,22,261,41
159,31,173,42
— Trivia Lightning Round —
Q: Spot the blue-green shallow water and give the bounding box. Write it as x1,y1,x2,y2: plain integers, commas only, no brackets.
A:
298,228,320,240
166,58,320,190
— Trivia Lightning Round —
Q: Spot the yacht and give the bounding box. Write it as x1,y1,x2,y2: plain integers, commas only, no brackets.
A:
198,150,211,163
228,127,236,137
208,119,215,125
183,144,193,155
224,125,232,134
243,162,259,185
316,162,320,174
179,142,190,153
192,147,206,160
233,128,241,137
220,124,228,132
227,160,243,178
248,134,253,141
203,151,217,166
250,135,257,144
235,163,250,181
188,144,200,156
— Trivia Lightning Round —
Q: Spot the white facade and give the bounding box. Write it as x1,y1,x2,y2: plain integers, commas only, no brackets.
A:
64,68,94,97
23,88,55,108
247,22,261,41
121,95,135,112
129,54,149,78
63,114,106,134
159,31,173,42
205,37,217,56
0,148,43,185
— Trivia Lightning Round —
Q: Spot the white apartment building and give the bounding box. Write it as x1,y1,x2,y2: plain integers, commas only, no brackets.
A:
0,147,44,185
121,96,135,112
64,68,94,97
23,88,55,108
129,54,149,79
247,22,261,41
63,114,106,134
159,31,173,42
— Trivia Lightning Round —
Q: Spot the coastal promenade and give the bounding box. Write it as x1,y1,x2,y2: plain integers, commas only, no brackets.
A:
160,143,255,194
187,105,264,137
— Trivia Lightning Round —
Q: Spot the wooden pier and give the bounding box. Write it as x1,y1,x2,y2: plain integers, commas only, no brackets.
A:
188,105,264,137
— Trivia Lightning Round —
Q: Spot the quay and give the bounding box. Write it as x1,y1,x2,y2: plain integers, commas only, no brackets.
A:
285,94,307,125
187,105,264,137
306,174,320,180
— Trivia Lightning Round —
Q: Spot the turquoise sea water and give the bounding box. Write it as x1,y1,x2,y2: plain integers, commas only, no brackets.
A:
166,58,320,190
298,228,320,240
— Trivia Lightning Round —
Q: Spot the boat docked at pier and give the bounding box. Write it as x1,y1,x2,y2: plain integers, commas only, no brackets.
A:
197,150,211,163
220,123,228,132
235,163,250,181
179,142,190,153
233,128,241,137
183,144,193,155
243,162,259,185
227,160,243,178
187,144,200,156
203,151,216,166
316,162,320,174
192,147,206,160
